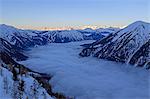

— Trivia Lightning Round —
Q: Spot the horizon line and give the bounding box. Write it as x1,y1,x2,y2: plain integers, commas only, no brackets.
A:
2,20,149,31
1,24,125,31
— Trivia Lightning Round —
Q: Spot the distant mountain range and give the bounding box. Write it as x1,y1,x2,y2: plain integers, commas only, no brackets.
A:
0,24,118,49
80,21,150,69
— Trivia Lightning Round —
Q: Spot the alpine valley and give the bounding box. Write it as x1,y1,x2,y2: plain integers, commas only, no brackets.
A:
0,21,150,99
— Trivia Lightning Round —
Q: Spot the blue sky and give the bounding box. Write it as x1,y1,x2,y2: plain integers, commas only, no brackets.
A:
0,0,149,29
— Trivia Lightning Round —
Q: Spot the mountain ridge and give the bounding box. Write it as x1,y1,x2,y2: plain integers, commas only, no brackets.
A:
0,24,118,49
80,21,150,68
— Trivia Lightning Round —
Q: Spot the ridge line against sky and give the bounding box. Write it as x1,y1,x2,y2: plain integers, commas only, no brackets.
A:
0,0,150,30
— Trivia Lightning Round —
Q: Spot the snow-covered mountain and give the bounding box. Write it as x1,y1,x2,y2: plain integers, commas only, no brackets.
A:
0,24,117,62
78,27,119,40
0,24,47,49
0,38,28,61
41,30,84,43
80,21,150,68
0,24,116,49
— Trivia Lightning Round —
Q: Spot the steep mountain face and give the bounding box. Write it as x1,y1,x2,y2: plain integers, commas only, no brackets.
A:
41,30,84,43
80,21,150,68
0,24,47,49
129,40,150,67
0,38,28,61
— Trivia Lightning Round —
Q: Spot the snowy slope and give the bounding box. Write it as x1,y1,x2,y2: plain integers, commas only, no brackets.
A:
42,30,84,43
0,24,47,49
0,38,28,61
80,21,150,68
55,30,84,42
0,60,53,99
0,67,53,99
20,40,150,99
0,24,38,39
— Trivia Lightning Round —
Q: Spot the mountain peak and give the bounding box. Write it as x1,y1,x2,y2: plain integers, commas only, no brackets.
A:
126,21,150,29
114,21,150,41
0,24,17,29
0,24,19,32
132,21,148,24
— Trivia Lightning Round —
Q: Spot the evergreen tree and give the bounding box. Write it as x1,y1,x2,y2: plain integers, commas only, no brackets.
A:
3,76,9,94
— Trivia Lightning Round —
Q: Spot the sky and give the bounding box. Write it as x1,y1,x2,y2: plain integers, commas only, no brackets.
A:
0,0,149,29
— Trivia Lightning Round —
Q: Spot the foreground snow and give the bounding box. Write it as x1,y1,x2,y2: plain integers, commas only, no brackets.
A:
21,40,150,99
0,62,53,99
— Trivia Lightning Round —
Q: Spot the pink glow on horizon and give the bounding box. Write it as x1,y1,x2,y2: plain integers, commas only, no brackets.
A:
17,25,124,30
